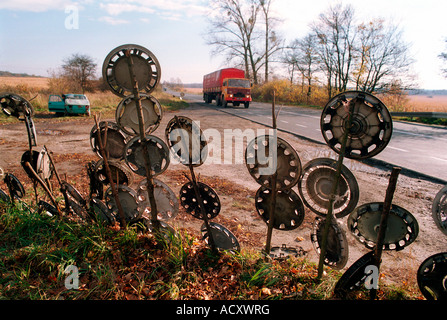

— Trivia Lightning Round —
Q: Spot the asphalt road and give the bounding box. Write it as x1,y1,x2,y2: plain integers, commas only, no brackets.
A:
174,91,447,184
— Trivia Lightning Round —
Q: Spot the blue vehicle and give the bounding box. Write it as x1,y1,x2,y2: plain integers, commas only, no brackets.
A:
48,94,90,116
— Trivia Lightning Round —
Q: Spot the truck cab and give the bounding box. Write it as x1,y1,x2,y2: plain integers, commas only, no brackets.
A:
48,94,90,116
222,78,251,108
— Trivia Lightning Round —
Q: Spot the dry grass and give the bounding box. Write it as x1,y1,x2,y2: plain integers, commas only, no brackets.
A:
0,76,188,124
0,76,49,90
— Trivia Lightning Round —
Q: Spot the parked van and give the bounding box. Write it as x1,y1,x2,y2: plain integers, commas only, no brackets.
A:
48,94,90,116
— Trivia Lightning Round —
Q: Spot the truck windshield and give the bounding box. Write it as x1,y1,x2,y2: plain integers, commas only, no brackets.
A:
228,79,250,88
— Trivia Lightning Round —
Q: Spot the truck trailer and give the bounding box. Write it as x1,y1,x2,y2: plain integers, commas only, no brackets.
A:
203,68,251,108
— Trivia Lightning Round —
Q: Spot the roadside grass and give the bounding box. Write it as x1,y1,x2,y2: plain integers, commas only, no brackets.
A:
393,116,447,126
0,200,423,300
0,89,189,125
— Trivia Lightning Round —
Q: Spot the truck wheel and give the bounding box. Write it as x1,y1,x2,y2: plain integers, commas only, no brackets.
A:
244,102,249,108
222,96,227,108
216,95,221,106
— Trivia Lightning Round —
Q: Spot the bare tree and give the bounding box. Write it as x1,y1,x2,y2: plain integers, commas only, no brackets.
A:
205,0,262,84
439,39,447,77
299,34,319,102
314,32,336,98
310,3,414,97
258,0,284,83
62,53,97,93
311,3,356,97
282,47,299,84
284,34,319,102
354,19,414,92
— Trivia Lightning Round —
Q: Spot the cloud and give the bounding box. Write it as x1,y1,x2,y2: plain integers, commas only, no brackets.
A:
98,15,129,25
98,0,208,20
0,0,73,12
0,0,208,21
99,2,155,16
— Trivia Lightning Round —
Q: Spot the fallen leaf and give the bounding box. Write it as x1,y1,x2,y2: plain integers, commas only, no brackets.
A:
261,287,271,295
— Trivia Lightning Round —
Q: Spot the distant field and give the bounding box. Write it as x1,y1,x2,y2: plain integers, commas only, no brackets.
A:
183,87,203,94
0,76,48,89
405,94,447,112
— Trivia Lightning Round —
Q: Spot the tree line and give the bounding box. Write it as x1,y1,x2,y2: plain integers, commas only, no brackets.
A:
205,0,416,99
46,1,447,101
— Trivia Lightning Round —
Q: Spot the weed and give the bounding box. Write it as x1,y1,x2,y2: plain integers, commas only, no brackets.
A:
0,202,424,300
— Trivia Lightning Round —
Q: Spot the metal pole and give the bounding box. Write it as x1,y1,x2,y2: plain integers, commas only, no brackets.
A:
24,111,39,205
4,175,15,205
370,166,401,300
188,164,217,253
124,49,160,231
317,98,355,280
23,161,62,215
265,90,277,255
44,145,70,215
172,115,217,252
94,117,127,228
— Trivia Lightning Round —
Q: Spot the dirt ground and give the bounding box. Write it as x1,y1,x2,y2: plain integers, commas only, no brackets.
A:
0,102,446,290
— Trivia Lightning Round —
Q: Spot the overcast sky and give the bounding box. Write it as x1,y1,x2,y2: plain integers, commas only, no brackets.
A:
1,0,447,90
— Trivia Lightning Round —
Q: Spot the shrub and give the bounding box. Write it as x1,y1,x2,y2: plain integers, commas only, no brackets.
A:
252,80,328,107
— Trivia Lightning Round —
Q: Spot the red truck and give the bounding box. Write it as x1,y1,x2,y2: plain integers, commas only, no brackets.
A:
203,68,251,108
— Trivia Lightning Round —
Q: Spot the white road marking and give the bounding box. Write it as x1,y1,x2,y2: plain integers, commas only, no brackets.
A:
280,120,289,124
431,156,447,162
394,129,447,142
281,110,320,119
387,146,409,153
295,124,307,128
297,114,320,119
